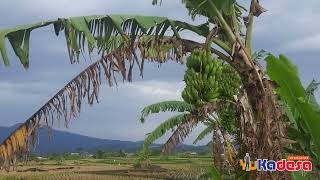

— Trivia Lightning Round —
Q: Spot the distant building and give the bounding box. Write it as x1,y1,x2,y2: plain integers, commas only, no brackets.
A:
70,152,93,158
36,156,47,160
189,152,198,156
70,153,80,156
126,153,135,157
80,152,93,158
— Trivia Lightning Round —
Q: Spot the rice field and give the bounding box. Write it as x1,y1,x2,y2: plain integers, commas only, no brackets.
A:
0,156,212,180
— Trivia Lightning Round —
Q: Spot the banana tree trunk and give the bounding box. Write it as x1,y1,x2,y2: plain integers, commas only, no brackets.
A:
212,123,224,172
233,48,288,179
183,38,288,178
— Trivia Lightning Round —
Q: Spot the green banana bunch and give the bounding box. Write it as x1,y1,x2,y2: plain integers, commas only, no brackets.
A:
218,64,241,99
186,50,201,72
183,49,241,105
183,49,226,105
217,104,238,134
182,49,241,139
182,86,200,105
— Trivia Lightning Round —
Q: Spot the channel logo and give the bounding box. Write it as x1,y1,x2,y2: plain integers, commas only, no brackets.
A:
239,153,312,172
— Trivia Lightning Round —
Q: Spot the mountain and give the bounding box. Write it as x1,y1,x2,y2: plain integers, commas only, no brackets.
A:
0,124,208,155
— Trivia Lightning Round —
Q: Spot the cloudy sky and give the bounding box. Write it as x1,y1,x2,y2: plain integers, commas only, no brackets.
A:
0,0,319,145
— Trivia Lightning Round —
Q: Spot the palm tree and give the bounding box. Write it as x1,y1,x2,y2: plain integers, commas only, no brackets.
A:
1,1,319,178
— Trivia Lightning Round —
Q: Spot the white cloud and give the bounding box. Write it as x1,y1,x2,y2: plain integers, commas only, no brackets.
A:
121,80,185,101
278,33,320,53
58,79,190,142
0,81,56,103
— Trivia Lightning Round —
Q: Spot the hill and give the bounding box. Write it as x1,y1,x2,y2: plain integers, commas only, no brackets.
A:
0,124,208,155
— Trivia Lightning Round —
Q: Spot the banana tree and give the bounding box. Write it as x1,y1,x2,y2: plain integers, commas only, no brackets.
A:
139,101,233,172
267,55,320,175
139,100,196,155
139,50,241,173
0,0,304,178
194,119,225,170
139,102,240,175
193,113,238,167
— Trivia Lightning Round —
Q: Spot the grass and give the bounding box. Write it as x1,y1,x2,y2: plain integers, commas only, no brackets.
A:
0,156,212,179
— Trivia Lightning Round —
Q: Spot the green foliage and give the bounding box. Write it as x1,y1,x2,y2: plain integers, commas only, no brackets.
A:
0,21,52,68
143,113,189,149
184,0,236,18
210,165,222,180
0,15,209,67
134,149,152,169
291,171,307,180
48,153,85,161
94,150,127,159
140,49,241,155
3,2,315,179
237,172,249,180
252,49,268,62
266,55,320,152
95,150,105,159
290,171,317,180
305,79,320,110
198,166,222,180
153,0,238,18
140,101,193,123
266,54,303,109
193,126,212,144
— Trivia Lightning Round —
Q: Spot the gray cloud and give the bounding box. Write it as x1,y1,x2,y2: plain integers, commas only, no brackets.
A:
254,0,320,53
0,0,319,145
